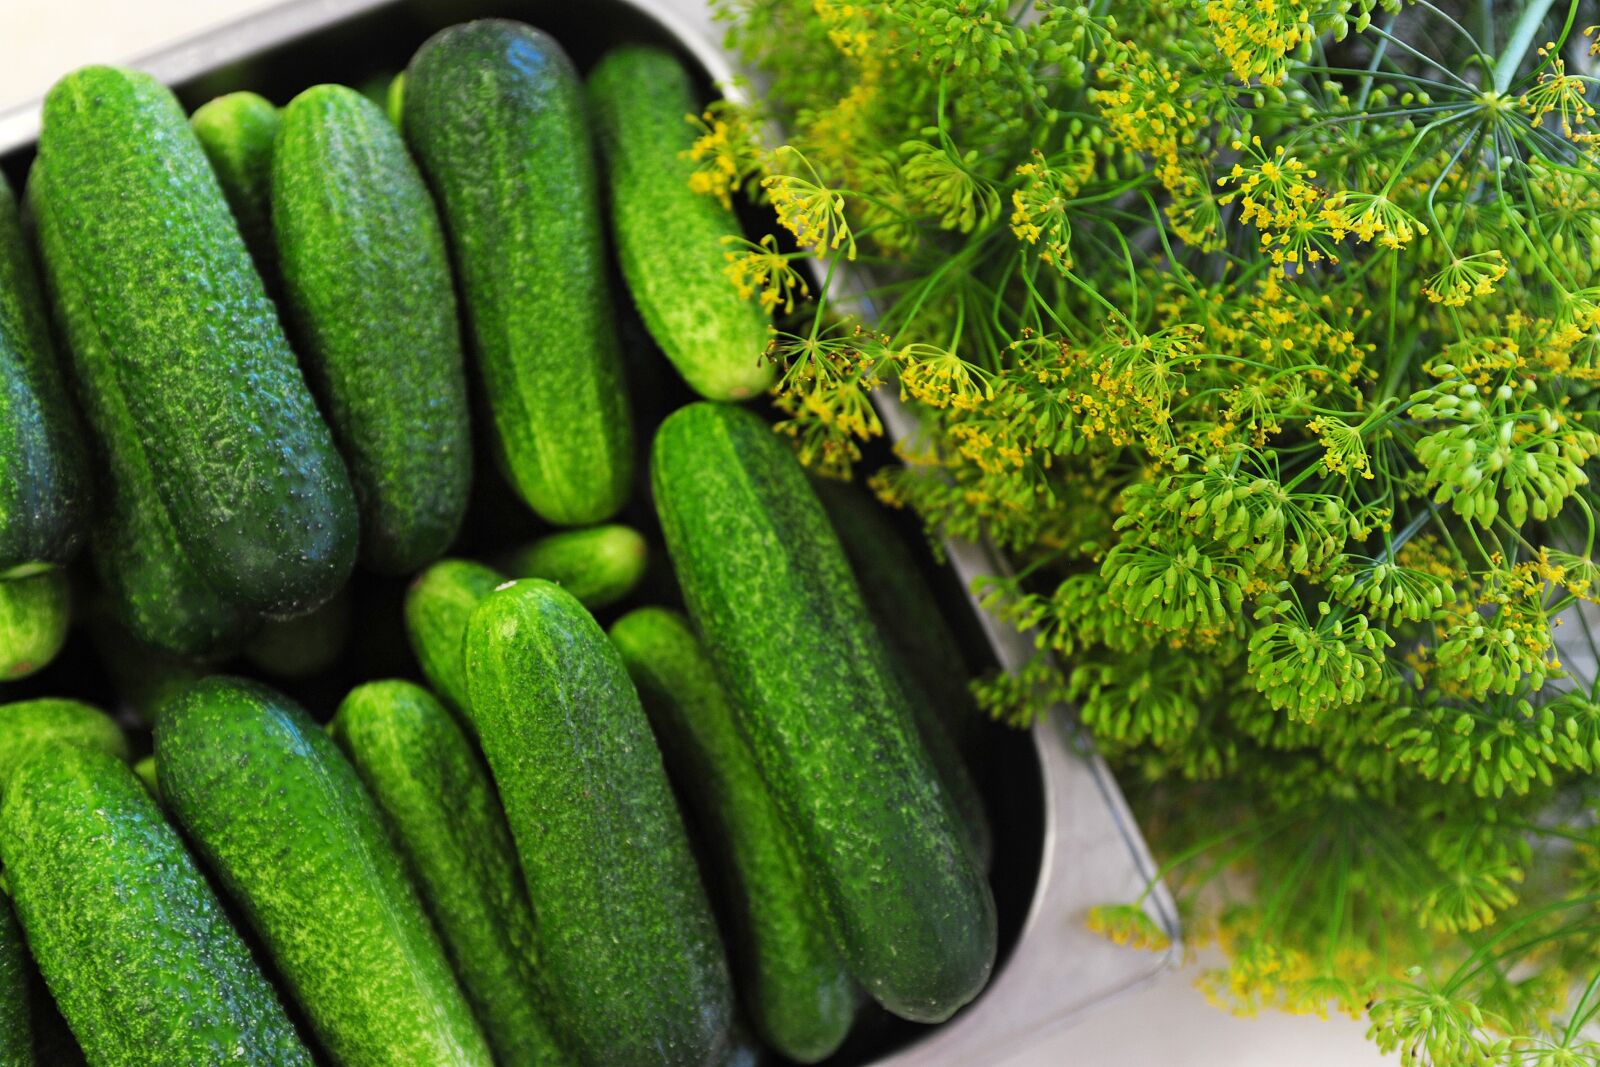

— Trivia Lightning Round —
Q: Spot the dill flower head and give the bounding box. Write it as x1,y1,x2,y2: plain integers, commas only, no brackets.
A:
1422,251,1510,306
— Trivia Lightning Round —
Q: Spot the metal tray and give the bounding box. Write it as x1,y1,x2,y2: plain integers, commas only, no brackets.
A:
0,2,1180,1063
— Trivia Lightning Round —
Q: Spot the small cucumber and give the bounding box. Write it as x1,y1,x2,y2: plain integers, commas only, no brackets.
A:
32,66,357,616
0,698,127,793
404,20,632,526
588,47,773,401
132,755,158,800
404,558,504,715
652,402,997,1022
0,178,89,575
465,580,732,1066
0,571,69,682
191,92,280,286
504,524,648,610
0,888,27,1066
156,677,492,1067
273,85,472,574
0,746,311,1066
610,607,854,1063
331,681,568,1066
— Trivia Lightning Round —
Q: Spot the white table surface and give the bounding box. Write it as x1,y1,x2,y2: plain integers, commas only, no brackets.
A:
0,3,1393,1064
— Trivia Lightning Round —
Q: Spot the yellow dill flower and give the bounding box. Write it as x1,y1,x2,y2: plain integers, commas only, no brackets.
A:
1010,150,1080,272
1326,191,1429,249
1423,251,1510,306
895,343,994,411
1309,416,1374,479
761,147,858,260
1086,903,1172,951
683,103,763,210
1520,46,1596,139
722,234,810,314
1205,0,1315,86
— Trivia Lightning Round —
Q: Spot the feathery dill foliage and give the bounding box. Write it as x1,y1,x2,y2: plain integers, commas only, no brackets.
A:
699,0,1600,1058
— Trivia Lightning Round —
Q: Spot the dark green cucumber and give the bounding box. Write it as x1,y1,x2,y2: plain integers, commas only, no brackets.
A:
242,587,350,679
0,698,127,792
0,571,69,682
274,85,472,574
0,178,89,576
0,745,311,1067
652,402,996,1022
505,524,648,610
404,558,504,715
331,680,567,1066
156,677,492,1067
32,66,356,615
191,92,279,287
0,887,27,1066
610,607,854,1063
404,20,632,526
812,478,991,865
588,47,773,401
465,580,732,1066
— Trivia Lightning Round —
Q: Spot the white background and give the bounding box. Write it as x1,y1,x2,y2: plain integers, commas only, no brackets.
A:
0,2,1392,1064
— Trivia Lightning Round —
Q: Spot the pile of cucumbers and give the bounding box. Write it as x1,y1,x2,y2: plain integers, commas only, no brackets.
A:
0,18,999,1067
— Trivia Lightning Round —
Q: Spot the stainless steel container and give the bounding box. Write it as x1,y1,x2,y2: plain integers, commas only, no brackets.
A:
0,2,1180,1062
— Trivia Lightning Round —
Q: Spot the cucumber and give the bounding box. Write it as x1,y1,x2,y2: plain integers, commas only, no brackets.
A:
156,676,492,1067
588,47,773,402
404,20,632,527
191,92,279,287
812,479,991,866
31,66,357,616
0,571,69,682
0,745,311,1067
242,587,350,679
0,178,89,576
132,755,158,800
0,888,27,1066
0,698,127,793
465,580,732,1066
610,607,854,1063
273,85,472,574
404,558,504,716
386,73,405,127
331,681,567,1066
651,402,997,1022
504,524,648,610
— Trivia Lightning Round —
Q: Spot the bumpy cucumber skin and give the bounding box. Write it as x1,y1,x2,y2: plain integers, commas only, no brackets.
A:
32,66,357,616
588,47,773,402
404,20,632,527
652,403,997,1023
0,571,69,681
0,746,311,1067
191,92,279,287
0,179,89,576
465,581,732,1067
156,677,492,1067
404,558,504,715
0,698,127,793
331,681,568,1067
0,888,27,1067
274,85,472,575
812,479,991,866
506,524,648,610
610,607,854,1063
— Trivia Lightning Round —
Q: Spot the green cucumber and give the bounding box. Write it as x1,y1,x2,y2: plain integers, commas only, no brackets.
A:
0,888,27,1066
404,558,504,716
242,587,350,679
32,66,357,615
0,571,69,682
386,73,405,127
588,47,773,402
0,178,89,575
0,698,127,793
132,755,158,800
610,607,854,1063
0,745,311,1066
191,92,279,287
156,677,492,1067
651,402,996,1022
331,681,567,1066
273,85,472,574
504,524,648,610
404,20,632,526
465,580,731,1065
812,479,991,866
